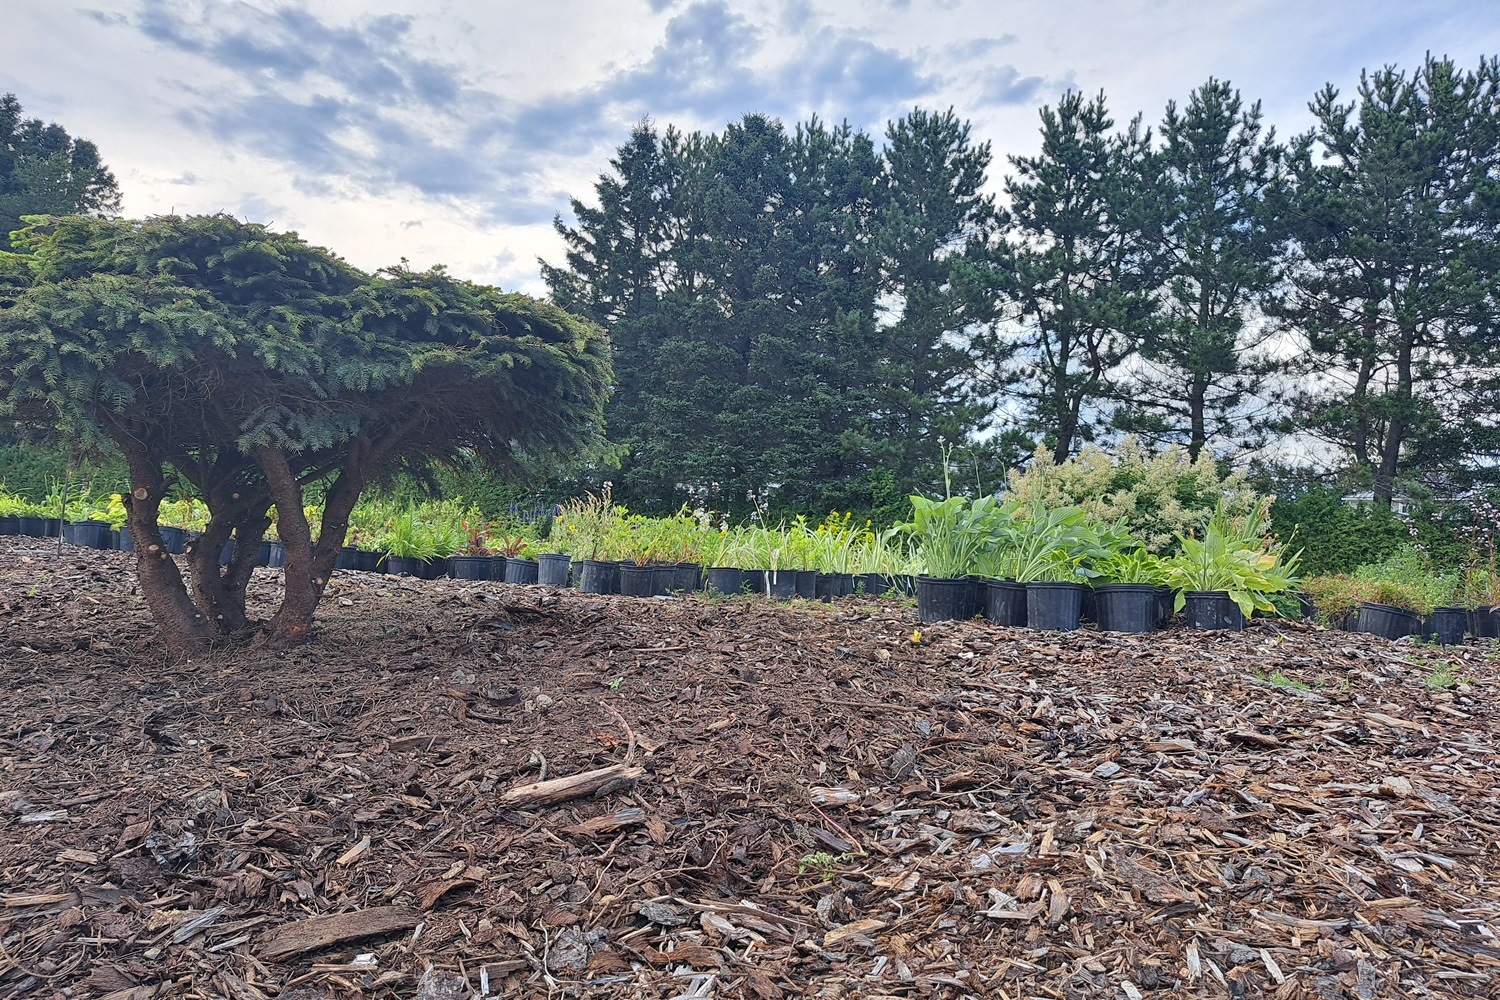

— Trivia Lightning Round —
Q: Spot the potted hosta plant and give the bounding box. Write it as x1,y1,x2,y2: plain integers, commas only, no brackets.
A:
1164,506,1298,631
898,495,996,623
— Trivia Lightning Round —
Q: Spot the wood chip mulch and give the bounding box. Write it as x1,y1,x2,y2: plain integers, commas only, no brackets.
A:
1,536,1497,999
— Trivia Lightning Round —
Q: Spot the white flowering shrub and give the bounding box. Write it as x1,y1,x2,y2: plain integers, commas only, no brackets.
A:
1002,438,1264,554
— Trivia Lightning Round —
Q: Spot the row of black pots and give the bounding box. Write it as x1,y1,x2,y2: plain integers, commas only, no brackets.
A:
916,577,1237,632
1343,602,1492,645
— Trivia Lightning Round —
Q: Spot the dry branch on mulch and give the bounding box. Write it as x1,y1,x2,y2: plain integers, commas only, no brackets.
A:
1,536,1498,999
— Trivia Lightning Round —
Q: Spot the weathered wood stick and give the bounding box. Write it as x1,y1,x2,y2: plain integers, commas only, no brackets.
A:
257,905,421,961
500,764,645,808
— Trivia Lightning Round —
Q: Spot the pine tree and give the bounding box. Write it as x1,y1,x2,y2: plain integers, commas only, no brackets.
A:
873,108,1006,488
997,91,1158,462
1114,80,1288,460
1279,57,1500,501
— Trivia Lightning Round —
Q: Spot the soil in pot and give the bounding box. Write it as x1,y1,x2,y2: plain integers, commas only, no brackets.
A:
706,567,744,596
576,559,618,594
537,553,571,587
1183,591,1244,631
1354,602,1421,640
1427,607,1468,646
1094,584,1159,633
503,558,540,586
1025,581,1083,631
984,580,1027,627
917,576,976,623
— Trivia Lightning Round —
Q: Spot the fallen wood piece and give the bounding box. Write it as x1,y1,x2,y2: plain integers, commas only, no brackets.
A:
562,806,647,836
500,763,645,808
257,906,421,961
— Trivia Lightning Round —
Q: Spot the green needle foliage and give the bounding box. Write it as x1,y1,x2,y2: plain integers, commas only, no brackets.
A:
0,214,610,660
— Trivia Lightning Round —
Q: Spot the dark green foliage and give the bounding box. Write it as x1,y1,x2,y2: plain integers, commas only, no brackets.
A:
1278,58,1500,501
995,91,1159,462
0,214,610,656
0,437,128,499
0,94,121,241
1113,80,1287,459
1268,484,1469,576
545,111,1006,519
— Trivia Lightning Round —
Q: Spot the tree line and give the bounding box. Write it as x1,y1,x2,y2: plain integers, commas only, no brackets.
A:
546,56,1500,514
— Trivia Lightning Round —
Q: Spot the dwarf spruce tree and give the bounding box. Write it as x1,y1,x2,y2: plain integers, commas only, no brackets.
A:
0,214,610,660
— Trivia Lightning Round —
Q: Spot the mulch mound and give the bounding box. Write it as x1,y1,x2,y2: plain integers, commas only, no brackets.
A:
1,536,1497,999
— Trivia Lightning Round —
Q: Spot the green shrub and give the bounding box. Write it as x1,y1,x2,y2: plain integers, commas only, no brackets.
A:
1003,438,1260,554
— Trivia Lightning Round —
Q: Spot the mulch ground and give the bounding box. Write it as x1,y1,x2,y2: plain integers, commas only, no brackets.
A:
1,536,1498,1000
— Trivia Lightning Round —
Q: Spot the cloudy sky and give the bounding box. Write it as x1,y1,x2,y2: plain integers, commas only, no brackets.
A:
4,1,1497,293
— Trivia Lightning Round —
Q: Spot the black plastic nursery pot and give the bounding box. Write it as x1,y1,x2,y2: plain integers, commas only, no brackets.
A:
652,564,680,594
617,564,656,597
766,570,798,602
576,559,618,594
860,573,890,597
815,573,841,601
504,558,540,586
335,546,360,571
1427,607,1468,646
0,515,16,536
917,576,976,623
1471,606,1499,639
1025,581,1084,631
742,569,767,596
537,553,572,587
159,526,187,555
62,519,112,550
1183,591,1244,631
1353,601,1421,640
16,515,49,537
448,555,495,581
353,549,384,573
264,539,286,568
706,567,745,596
385,555,423,577
666,563,700,593
1155,586,1174,627
969,577,988,619
983,580,1027,627
1094,584,1159,633
794,570,817,600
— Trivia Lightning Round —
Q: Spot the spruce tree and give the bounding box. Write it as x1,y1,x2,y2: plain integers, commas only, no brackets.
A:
0,94,121,239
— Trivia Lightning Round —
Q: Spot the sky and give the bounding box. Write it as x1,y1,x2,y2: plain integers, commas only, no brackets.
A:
4,0,1498,294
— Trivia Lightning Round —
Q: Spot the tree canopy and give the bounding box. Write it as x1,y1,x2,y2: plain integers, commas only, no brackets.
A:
0,214,610,659
1,94,121,240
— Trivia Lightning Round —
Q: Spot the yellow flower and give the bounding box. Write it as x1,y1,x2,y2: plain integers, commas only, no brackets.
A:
910,629,922,644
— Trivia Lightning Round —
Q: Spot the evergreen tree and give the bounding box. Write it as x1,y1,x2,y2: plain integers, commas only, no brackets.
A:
0,93,121,238
997,90,1158,462
0,215,609,660
1114,80,1288,460
873,108,1006,489
1279,57,1500,502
